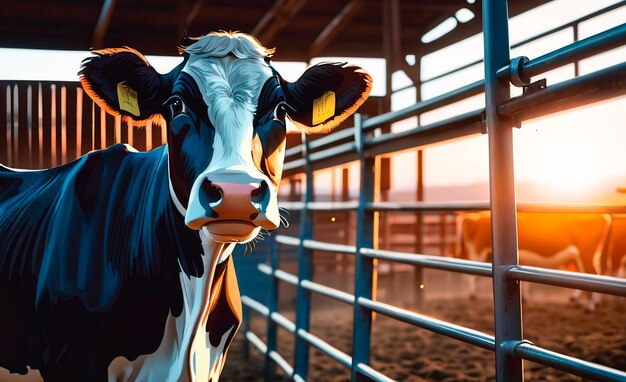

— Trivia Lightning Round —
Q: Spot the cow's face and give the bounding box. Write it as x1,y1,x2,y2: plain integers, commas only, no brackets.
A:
80,32,372,244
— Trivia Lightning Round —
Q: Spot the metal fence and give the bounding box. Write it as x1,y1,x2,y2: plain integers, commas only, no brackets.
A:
1,80,166,170
240,1,626,381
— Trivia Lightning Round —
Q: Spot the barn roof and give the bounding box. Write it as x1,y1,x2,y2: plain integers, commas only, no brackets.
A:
1,0,548,61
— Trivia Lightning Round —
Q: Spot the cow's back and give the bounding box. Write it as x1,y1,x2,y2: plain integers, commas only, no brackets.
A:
0,144,204,381
458,212,609,273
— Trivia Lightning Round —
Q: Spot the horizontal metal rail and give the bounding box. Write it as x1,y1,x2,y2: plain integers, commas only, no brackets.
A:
274,235,358,254
364,81,484,129
242,295,270,316
301,280,355,305
245,5,626,381
508,266,626,297
245,331,267,353
426,1,626,84
303,240,356,254
243,294,355,375
258,264,299,285
364,109,485,157
258,264,355,305
297,329,353,368
285,128,356,159
272,312,297,333
360,248,492,277
368,201,489,211
499,23,626,82
358,297,496,351
355,363,397,382
499,61,626,119
279,201,626,214
284,2,625,163
244,331,296,378
509,341,626,382
368,201,626,214
275,235,302,246
266,237,626,297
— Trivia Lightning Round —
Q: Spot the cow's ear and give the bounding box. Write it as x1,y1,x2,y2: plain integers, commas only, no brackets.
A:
79,47,180,126
283,63,372,134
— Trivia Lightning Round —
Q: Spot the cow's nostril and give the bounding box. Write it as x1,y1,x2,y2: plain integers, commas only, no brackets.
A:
251,181,269,206
202,179,222,204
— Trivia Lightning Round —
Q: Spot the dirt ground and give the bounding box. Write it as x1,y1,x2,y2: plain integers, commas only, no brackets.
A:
221,294,626,382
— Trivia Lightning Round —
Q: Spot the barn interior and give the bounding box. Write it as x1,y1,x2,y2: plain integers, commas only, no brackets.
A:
2,0,626,381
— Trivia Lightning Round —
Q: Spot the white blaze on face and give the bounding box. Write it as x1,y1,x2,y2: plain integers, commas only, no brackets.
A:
182,54,277,231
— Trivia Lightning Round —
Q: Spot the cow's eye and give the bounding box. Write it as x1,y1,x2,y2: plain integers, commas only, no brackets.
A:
164,96,186,119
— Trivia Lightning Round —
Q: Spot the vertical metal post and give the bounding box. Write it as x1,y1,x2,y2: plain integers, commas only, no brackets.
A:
573,23,580,77
414,56,425,308
264,235,279,380
351,114,378,381
483,1,523,381
293,133,313,381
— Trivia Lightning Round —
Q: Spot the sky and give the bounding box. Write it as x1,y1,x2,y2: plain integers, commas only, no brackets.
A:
1,0,625,204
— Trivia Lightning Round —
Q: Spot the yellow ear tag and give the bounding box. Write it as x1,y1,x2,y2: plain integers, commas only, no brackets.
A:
312,91,335,125
117,82,140,116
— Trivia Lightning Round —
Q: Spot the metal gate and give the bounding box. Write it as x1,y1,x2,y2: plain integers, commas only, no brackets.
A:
240,1,626,381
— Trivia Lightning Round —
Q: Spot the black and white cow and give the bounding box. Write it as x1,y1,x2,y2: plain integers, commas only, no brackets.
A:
0,31,371,382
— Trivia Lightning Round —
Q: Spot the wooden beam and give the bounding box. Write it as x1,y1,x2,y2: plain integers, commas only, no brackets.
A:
252,0,308,44
383,0,403,71
406,0,549,57
92,0,117,49
185,0,207,29
308,0,364,58
177,0,191,40
403,0,466,11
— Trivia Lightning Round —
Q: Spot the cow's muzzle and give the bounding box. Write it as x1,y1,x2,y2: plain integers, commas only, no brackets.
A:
185,170,278,242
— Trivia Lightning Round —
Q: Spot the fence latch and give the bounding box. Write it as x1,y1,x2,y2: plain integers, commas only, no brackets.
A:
523,78,547,95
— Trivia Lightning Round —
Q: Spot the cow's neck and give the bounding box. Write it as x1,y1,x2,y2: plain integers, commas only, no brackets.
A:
108,228,236,382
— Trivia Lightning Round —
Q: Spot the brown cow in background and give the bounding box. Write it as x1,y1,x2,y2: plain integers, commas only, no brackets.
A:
456,211,611,310
605,214,626,278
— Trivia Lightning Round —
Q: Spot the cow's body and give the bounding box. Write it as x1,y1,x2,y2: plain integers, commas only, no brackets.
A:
0,32,371,381
457,211,611,308
0,145,240,381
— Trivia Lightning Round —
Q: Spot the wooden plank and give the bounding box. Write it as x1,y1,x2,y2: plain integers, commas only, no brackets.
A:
60,85,67,164
23,84,33,168
0,84,7,165
41,83,52,168
32,83,41,168
160,120,167,147
134,123,146,152
252,0,308,43
105,111,115,148
151,120,163,150
66,85,77,162
54,84,62,166
120,116,128,145
93,104,102,150
12,85,20,168
309,0,363,58
81,92,93,156
114,115,121,144
126,120,134,148
145,120,153,151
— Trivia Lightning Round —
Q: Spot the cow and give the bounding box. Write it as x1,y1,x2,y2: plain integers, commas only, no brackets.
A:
605,214,626,278
0,31,372,382
456,211,611,310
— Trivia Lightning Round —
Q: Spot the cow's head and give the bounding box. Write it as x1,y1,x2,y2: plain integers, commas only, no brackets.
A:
80,32,372,244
